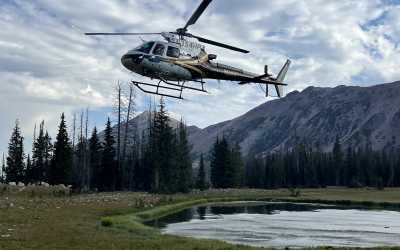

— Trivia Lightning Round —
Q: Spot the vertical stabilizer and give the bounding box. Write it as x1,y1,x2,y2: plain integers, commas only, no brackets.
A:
274,84,283,98
274,60,291,98
276,59,291,83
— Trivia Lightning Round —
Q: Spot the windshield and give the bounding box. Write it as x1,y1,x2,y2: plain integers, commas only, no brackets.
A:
135,42,155,54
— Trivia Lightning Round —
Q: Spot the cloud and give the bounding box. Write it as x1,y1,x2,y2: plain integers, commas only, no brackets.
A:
0,0,399,157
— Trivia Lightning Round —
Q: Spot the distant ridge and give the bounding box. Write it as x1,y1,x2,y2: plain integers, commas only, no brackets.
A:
99,81,400,167
187,81,400,165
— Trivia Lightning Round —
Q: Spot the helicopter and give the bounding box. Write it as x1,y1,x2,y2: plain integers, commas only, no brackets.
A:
85,0,291,100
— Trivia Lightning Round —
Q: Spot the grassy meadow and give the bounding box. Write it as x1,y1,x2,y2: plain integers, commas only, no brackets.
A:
2,185,400,250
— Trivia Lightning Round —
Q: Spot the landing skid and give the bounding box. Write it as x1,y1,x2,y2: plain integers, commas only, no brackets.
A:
132,74,210,100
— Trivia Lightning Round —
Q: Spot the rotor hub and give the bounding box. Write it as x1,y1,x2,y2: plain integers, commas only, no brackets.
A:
176,28,188,36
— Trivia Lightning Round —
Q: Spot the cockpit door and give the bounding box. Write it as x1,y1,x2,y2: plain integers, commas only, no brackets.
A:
149,43,165,63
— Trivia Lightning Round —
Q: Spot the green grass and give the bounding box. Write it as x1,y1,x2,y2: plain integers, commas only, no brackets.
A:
2,185,400,249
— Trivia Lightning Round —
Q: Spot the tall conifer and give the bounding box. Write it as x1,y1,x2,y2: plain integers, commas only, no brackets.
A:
210,136,221,188
89,126,102,189
197,153,207,190
6,119,25,183
32,121,52,183
220,136,235,188
153,97,178,193
25,154,34,183
51,113,73,185
231,141,243,188
99,117,116,191
332,135,344,185
210,135,232,188
177,119,193,193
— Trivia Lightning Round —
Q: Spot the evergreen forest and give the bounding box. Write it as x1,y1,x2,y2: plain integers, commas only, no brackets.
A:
2,96,400,193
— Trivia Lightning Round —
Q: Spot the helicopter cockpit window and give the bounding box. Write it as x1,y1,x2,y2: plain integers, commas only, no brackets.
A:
167,46,180,58
152,44,165,56
135,42,155,54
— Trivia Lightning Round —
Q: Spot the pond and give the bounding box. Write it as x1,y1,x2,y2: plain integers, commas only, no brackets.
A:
143,202,400,249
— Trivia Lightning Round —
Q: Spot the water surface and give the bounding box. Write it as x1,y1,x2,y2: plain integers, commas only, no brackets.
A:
144,202,400,248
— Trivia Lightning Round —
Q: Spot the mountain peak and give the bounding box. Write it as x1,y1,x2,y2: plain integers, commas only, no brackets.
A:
188,81,400,165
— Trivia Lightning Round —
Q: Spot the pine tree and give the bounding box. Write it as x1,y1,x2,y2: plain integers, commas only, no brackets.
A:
6,119,25,183
232,141,245,188
25,154,34,184
153,97,179,193
210,135,233,188
298,139,308,186
332,135,344,185
381,149,390,186
197,153,207,190
99,117,116,191
89,126,102,190
220,136,235,188
210,136,221,188
346,143,356,185
32,120,53,183
250,155,263,188
357,145,366,186
51,113,73,185
177,119,193,193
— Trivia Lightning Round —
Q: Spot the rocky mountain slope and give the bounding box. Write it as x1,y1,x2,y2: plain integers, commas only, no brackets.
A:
188,81,400,165
100,81,400,167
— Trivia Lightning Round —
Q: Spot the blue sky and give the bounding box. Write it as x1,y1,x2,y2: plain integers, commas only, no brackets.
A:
1,0,400,159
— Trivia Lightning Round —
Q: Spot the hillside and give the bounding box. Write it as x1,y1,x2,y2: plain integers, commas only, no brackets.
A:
188,81,400,165
99,81,400,167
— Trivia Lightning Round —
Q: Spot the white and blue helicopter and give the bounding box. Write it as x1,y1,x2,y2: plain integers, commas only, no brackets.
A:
86,0,291,100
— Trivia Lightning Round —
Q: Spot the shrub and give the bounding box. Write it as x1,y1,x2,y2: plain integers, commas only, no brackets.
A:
377,177,384,190
101,217,114,227
289,187,301,197
348,177,359,188
53,189,66,197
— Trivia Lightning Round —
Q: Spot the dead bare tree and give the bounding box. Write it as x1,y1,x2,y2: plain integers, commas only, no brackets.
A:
71,111,77,149
112,80,127,190
70,111,77,187
74,109,91,193
32,123,36,180
121,82,138,190
129,116,140,190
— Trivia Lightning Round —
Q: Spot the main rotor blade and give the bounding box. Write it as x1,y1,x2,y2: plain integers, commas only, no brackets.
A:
85,33,160,35
183,0,212,30
192,35,250,53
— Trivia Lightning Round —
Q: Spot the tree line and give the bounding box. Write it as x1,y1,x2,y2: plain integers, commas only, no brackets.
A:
204,133,400,189
1,82,194,194
3,82,400,191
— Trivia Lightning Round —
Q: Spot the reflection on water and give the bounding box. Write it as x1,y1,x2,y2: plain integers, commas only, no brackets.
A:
143,202,400,249
143,202,326,229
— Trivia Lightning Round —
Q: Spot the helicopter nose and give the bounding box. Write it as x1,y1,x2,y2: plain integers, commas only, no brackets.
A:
121,52,145,67
121,53,131,69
